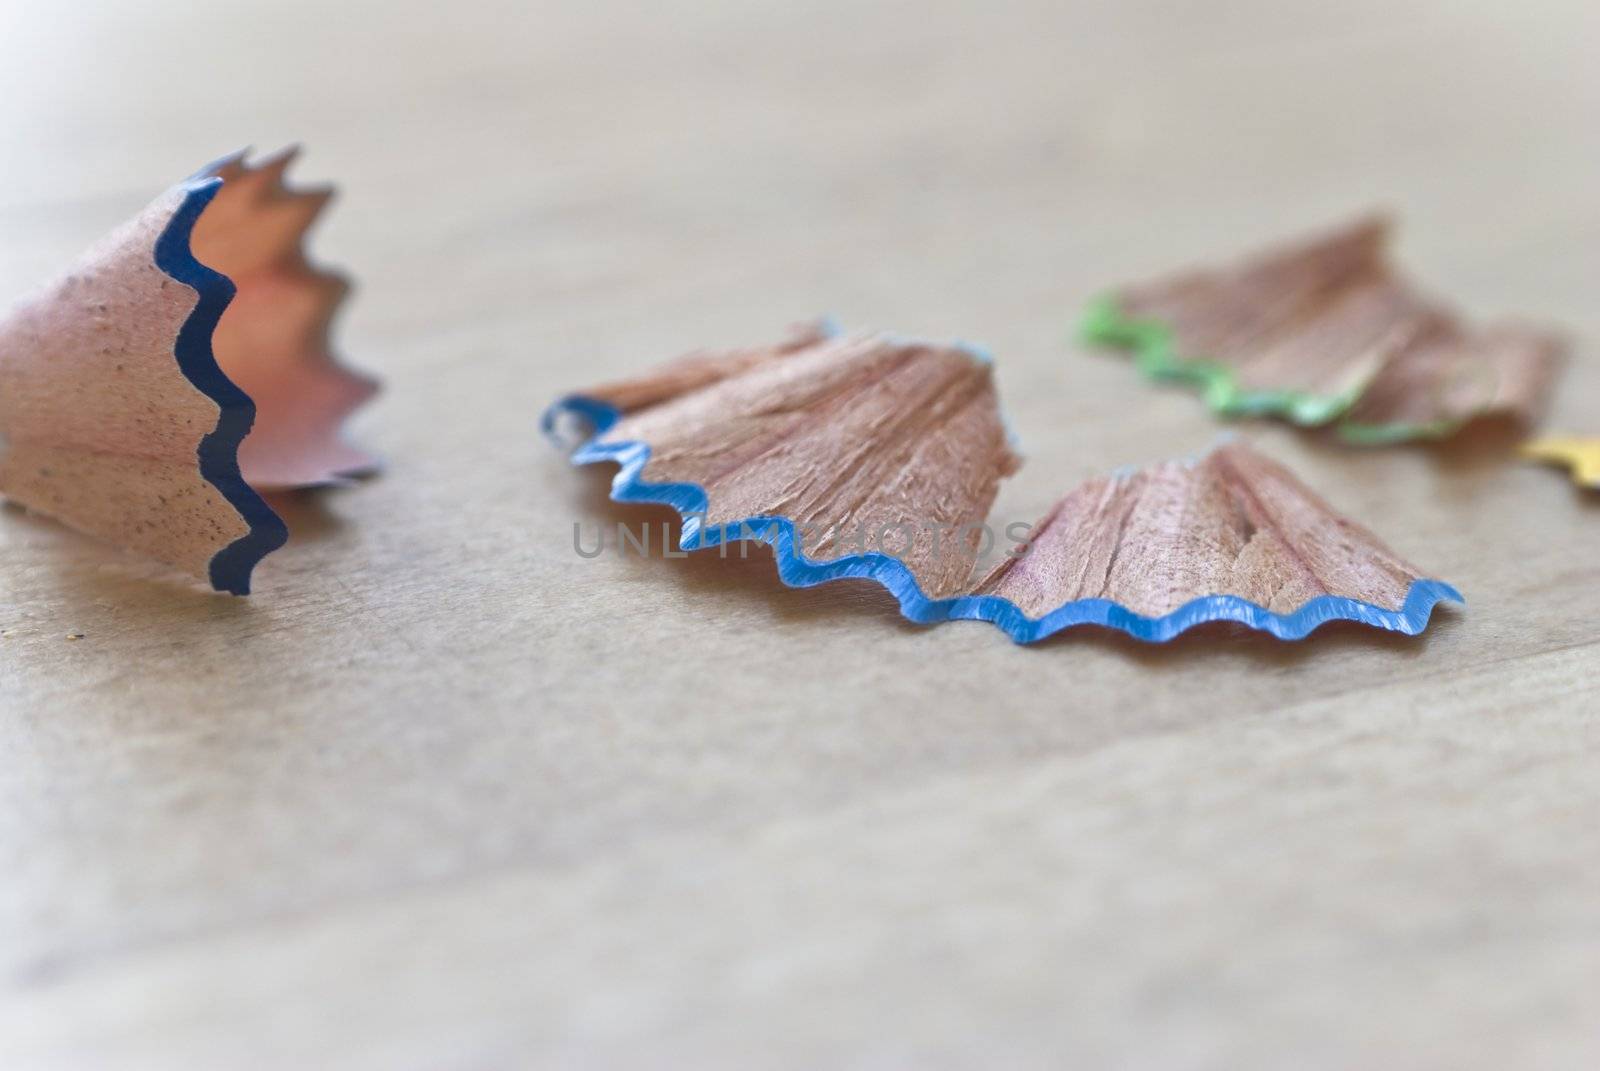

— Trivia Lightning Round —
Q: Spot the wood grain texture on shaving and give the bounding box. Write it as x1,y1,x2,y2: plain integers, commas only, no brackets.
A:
973,441,1425,618
580,319,836,415
594,331,1020,599
0,186,249,580
1342,320,1567,437
1117,215,1412,401
1109,214,1566,435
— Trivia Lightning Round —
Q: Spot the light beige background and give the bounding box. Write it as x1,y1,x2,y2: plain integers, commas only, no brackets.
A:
1,1,1598,1068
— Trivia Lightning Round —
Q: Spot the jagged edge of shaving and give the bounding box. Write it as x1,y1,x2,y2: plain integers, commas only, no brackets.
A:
543,395,1462,644
154,174,288,594
207,146,380,485
247,145,382,482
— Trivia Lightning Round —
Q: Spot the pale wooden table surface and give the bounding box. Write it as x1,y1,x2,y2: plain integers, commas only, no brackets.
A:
2,2,1598,1068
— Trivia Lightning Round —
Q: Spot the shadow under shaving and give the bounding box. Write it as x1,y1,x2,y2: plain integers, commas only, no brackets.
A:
0,501,257,628
261,486,352,543
2,479,361,621
1291,412,1531,477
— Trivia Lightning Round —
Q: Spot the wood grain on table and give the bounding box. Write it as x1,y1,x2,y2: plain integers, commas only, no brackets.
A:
2,1,1598,1068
